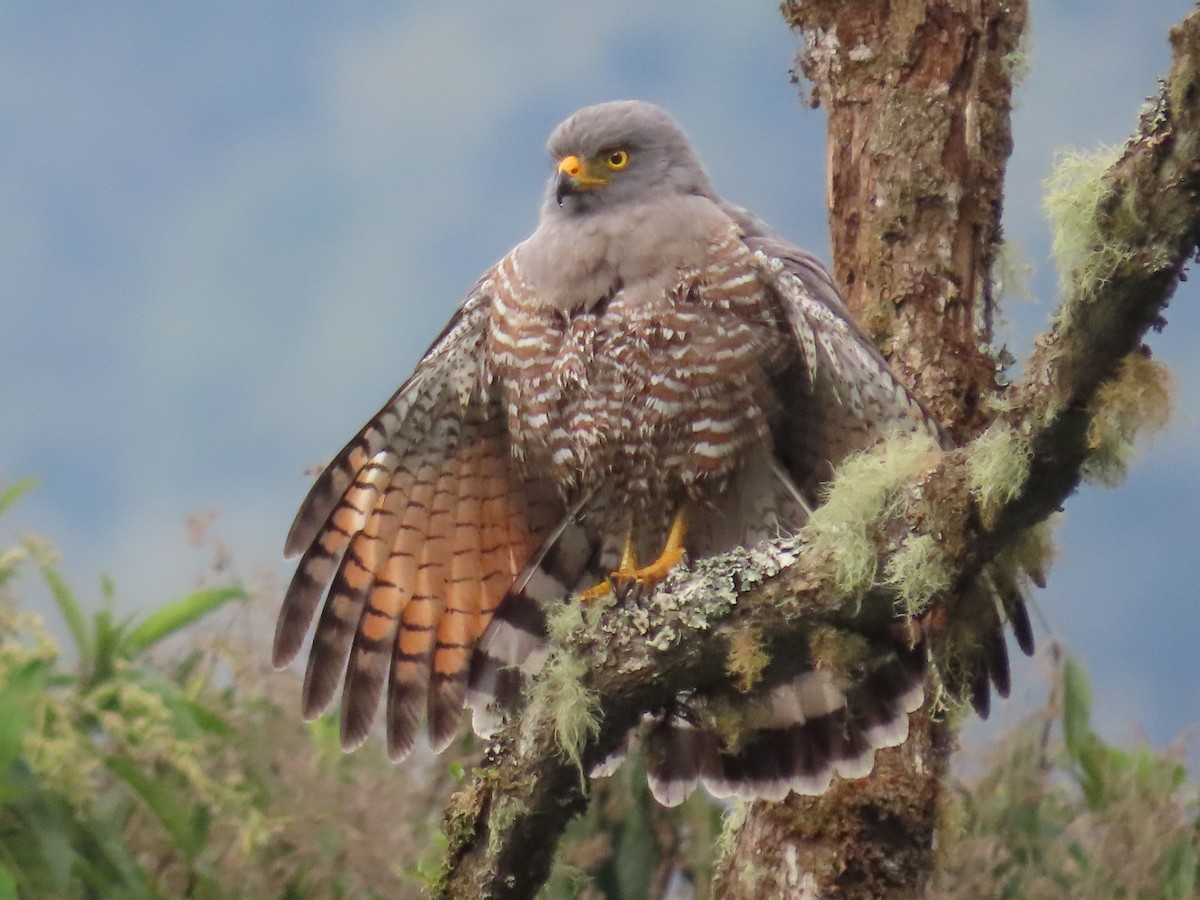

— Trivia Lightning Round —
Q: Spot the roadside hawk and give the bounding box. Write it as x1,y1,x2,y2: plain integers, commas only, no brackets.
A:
275,100,1029,806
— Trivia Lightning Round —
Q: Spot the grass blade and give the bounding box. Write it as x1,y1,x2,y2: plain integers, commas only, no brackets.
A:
0,479,36,517
26,539,91,664
121,586,248,659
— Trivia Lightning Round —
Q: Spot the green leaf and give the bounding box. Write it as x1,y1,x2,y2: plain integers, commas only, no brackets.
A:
121,586,248,659
0,478,36,517
89,608,129,685
103,755,205,860
615,782,658,900
174,695,233,738
1061,655,1092,760
27,539,91,664
136,678,232,740
1073,734,1108,809
0,864,17,900
1161,837,1199,899
0,659,49,773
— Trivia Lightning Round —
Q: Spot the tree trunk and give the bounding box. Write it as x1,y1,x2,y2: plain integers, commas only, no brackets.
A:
713,2,1025,897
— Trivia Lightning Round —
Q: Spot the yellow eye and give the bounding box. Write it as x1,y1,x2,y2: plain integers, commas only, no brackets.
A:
605,149,630,170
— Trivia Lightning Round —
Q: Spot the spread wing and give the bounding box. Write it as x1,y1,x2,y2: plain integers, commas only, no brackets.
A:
274,282,563,760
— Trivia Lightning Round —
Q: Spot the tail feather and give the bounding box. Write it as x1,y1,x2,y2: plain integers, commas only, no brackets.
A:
466,590,554,735
1010,599,1035,658
643,645,927,808
969,570,1034,718
643,713,721,807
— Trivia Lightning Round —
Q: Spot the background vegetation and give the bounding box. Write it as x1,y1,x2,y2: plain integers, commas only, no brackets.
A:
0,478,1193,898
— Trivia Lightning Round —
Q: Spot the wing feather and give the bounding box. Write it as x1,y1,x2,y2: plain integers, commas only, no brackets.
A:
283,288,494,559
338,463,426,750
277,280,564,759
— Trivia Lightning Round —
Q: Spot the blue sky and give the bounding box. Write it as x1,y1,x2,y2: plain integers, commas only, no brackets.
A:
2,2,1196,755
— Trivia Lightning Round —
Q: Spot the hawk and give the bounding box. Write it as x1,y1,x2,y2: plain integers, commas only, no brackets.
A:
275,101,1027,806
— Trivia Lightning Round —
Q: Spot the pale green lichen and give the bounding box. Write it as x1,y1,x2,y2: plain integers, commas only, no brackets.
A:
1043,145,1128,305
725,629,770,693
1083,353,1174,486
924,677,965,723
532,654,600,774
801,432,941,595
966,423,1032,527
485,793,522,862
992,238,1034,309
883,532,952,617
1043,144,1172,316
545,591,611,645
1000,28,1032,88
807,625,871,676
714,800,748,868
645,624,678,652
527,605,602,773
994,518,1058,590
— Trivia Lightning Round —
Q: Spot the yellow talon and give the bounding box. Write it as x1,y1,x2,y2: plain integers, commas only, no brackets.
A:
579,580,615,604
578,510,688,603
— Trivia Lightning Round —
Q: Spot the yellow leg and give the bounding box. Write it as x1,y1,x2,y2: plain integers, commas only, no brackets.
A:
578,509,688,603
629,508,688,586
617,530,639,576
579,530,638,603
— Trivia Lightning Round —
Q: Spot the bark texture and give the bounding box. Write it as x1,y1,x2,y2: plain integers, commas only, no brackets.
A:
789,0,1024,441
434,6,1200,898
713,2,1025,897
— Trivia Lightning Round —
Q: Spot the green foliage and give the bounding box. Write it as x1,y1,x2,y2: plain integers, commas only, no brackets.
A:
0,479,451,898
0,479,36,519
935,652,1198,899
0,483,252,898
545,754,724,899
25,539,246,690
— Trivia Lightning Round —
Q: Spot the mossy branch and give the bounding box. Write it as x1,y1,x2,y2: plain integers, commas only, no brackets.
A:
992,11,1200,537
434,11,1200,899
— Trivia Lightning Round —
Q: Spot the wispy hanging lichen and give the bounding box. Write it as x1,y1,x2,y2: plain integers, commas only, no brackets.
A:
1084,353,1175,486
1043,145,1130,306
725,629,770,693
966,423,1032,527
884,532,952,616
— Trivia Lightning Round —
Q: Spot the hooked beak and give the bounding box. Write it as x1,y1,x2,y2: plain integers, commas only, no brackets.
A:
555,155,608,206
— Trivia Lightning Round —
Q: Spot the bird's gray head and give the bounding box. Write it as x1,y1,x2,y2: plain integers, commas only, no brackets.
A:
543,101,715,218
